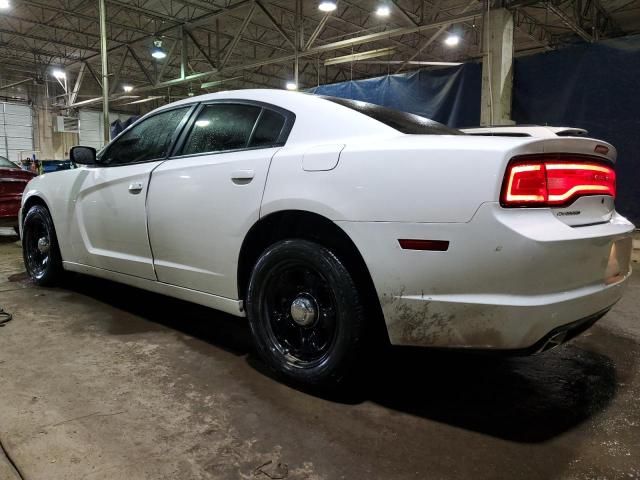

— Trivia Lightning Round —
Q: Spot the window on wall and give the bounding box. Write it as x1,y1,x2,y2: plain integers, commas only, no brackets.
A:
99,107,189,165
181,104,288,156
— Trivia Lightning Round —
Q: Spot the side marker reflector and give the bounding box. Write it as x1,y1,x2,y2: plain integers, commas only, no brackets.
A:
398,239,449,251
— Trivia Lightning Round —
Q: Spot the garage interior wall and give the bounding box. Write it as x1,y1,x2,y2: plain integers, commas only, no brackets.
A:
0,103,34,162
79,110,133,151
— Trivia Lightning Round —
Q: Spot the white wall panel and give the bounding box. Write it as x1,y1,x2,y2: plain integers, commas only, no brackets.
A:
0,103,34,162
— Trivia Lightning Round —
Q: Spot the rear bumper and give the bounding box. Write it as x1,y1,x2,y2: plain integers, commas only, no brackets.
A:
338,202,634,350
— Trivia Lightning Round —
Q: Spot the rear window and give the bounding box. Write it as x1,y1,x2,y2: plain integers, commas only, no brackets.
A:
320,96,462,135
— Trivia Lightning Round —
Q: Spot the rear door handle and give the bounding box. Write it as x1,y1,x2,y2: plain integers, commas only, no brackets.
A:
128,182,144,194
231,169,255,185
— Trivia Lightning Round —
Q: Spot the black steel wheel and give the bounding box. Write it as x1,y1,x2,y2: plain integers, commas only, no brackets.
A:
22,204,62,285
246,239,365,387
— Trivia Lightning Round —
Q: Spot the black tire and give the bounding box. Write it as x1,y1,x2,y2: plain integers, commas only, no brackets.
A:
246,239,366,388
22,204,63,286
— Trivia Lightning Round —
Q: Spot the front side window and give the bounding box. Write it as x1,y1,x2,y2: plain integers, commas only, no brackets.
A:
99,107,189,165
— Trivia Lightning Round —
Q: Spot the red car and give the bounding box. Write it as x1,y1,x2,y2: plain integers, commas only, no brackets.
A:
0,156,36,232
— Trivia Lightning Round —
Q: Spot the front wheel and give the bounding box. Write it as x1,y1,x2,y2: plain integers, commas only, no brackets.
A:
246,239,366,388
22,204,63,286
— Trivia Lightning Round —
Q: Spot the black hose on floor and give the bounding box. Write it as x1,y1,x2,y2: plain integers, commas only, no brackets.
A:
0,307,12,327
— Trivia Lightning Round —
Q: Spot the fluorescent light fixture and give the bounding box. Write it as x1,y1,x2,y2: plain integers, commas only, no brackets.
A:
324,47,395,66
318,1,337,12
122,85,133,93
52,69,66,79
195,120,211,128
151,40,167,59
444,34,460,47
286,82,298,90
376,5,391,16
0,0,10,9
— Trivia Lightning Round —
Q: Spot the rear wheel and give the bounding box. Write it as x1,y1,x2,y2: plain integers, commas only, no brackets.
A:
246,239,365,388
22,204,63,286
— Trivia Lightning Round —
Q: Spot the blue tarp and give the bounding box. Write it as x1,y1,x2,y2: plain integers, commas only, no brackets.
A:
513,34,640,225
308,63,482,128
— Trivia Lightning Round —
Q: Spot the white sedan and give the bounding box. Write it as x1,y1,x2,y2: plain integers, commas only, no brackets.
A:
20,90,634,387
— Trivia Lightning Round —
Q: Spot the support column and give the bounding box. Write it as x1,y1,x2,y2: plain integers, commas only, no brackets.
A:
480,8,515,126
98,0,110,145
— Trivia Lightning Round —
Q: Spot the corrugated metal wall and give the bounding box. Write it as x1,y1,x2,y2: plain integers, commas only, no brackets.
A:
0,103,34,162
79,110,134,150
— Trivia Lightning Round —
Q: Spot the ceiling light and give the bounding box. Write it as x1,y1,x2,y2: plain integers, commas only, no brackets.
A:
195,120,210,128
151,40,167,60
286,82,298,91
0,0,10,9
52,69,66,79
122,85,133,93
444,34,460,47
318,1,337,12
376,5,391,16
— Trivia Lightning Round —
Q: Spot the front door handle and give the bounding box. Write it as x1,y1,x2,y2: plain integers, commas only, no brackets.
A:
128,182,144,194
231,169,255,185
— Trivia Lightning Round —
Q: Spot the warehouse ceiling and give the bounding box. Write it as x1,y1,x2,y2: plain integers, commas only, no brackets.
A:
0,0,638,112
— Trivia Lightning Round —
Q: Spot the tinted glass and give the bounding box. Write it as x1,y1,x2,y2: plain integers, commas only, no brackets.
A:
320,96,462,135
100,107,189,165
249,109,286,147
0,156,17,168
182,104,262,155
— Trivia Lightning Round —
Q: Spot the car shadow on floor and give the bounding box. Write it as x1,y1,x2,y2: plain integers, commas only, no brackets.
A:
55,272,618,444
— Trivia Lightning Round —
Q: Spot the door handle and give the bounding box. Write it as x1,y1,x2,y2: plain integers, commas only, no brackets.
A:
128,182,144,194
231,170,255,185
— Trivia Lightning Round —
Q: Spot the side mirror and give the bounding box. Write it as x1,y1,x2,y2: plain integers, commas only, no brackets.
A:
70,146,97,165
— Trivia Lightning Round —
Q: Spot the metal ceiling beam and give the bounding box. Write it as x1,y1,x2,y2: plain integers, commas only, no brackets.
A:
0,26,100,53
514,8,553,50
255,1,296,49
220,3,257,68
126,45,154,85
547,3,593,42
390,0,421,26
0,78,34,90
305,12,332,51
184,29,217,70
70,62,86,104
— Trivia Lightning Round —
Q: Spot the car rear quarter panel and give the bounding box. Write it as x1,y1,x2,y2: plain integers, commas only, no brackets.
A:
262,135,548,223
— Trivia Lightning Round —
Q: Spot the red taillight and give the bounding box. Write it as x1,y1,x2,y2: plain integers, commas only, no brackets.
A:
501,155,616,207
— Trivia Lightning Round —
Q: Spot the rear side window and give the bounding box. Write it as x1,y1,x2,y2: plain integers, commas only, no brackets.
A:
100,107,189,165
182,104,262,155
249,109,286,147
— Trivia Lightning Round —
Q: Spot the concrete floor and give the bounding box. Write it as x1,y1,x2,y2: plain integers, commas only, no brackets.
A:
0,230,639,480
